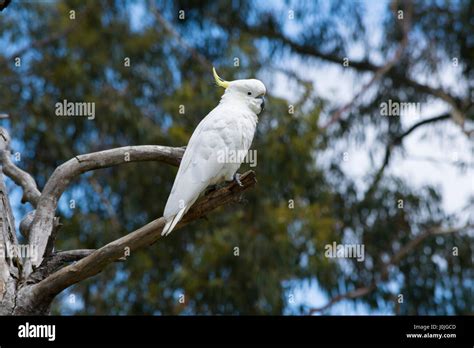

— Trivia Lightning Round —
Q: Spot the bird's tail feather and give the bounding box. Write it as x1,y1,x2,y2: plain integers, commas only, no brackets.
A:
161,206,187,236
162,220,173,236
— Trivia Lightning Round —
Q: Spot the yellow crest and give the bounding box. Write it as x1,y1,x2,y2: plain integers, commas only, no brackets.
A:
212,67,230,89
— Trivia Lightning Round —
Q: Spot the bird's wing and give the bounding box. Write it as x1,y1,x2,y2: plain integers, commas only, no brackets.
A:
163,106,239,220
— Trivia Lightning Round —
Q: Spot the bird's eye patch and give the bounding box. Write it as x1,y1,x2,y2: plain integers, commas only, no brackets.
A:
247,92,252,96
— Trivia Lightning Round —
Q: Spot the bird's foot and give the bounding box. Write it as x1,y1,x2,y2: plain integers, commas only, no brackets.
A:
233,173,244,187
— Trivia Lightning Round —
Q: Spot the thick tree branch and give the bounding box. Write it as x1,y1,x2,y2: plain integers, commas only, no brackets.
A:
26,145,186,273
28,249,126,283
27,171,257,303
0,151,41,207
0,127,41,207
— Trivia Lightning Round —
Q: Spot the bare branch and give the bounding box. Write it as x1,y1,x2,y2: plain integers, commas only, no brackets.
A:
29,170,257,301
0,127,41,207
1,155,41,206
0,151,41,207
28,249,127,283
26,145,186,272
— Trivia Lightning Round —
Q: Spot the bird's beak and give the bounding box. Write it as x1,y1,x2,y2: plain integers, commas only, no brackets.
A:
257,95,265,112
213,67,230,89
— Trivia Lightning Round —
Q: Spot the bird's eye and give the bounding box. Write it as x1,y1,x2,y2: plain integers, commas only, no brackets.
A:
247,92,252,96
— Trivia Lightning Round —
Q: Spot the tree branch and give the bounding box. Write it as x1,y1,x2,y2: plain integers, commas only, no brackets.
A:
363,113,450,200
0,127,41,207
25,145,186,273
28,249,127,283
0,151,41,207
28,170,257,302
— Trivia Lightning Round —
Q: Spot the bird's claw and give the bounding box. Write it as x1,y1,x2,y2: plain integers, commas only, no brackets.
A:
233,173,244,187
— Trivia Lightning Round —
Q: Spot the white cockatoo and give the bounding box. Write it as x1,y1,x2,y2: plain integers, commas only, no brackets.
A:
161,68,266,236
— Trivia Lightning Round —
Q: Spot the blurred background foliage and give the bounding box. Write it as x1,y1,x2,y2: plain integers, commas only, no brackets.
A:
0,0,472,314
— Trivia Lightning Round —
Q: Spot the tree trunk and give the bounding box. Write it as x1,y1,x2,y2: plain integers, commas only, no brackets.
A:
0,162,53,315
0,278,54,315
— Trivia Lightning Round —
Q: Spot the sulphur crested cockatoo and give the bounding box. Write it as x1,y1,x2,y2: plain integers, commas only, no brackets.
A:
161,68,266,236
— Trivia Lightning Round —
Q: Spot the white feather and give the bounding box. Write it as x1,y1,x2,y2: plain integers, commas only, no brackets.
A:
162,77,266,236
